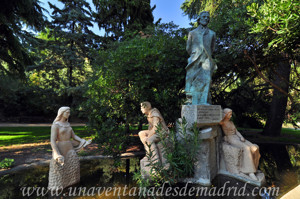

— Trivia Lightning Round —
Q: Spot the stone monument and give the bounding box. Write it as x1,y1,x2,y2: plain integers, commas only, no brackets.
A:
138,102,169,179
179,104,222,186
178,11,221,186
48,107,92,191
178,11,265,187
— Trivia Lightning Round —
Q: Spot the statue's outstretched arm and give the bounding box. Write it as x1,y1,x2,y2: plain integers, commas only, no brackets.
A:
71,130,84,142
72,130,92,151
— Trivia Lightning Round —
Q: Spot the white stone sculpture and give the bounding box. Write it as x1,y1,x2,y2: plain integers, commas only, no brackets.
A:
138,102,169,178
219,108,261,181
48,107,91,190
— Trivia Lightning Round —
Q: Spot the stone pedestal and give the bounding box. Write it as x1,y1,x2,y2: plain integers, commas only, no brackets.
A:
189,126,222,186
140,157,152,179
179,105,222,186
181,105,222,128
140,142,169,180
219,142,266,187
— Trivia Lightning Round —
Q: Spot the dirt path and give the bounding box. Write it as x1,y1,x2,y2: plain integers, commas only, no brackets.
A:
0,123,86,171
0,142,102,171
0,123,86,127
0,141,143,173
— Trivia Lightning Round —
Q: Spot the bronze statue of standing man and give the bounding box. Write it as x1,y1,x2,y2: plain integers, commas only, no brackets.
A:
185,11,217,105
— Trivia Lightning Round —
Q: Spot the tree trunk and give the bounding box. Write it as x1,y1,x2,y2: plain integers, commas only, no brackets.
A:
263,55,291,136
67,64,73,106
260,143,292,172
125,123,130,134
138,121,143,131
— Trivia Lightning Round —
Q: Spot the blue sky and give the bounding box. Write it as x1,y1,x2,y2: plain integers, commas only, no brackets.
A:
40,0,192,35
151,0,191,28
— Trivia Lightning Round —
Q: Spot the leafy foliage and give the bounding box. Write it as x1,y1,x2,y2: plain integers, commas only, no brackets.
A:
92,118,128,157
0,75,62,121
247,0,299,55
181,0,222,20
26,0,101,115
85,24,188,155
247,0,300,129
34,0,99,88
0,0,46,78
134,120,201,187
0,158,14,169
93,0,154,42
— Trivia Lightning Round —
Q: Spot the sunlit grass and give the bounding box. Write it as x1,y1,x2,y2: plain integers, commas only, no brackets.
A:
0,125,299,147
0,126,92,147
238,126,300,144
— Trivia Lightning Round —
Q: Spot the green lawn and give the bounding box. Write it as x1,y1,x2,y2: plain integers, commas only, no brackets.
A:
282,128,300,136
238,127,300,143
0,126,93,147
0,125,299,147
239,127,300,134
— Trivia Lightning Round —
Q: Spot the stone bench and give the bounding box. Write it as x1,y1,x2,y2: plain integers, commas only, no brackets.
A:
221,142,243,174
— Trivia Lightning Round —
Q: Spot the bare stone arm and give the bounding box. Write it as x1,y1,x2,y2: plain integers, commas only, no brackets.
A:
50,124,63,162
71,130,84,142
148,117,160,138
71,130,92,152
235,130,245,142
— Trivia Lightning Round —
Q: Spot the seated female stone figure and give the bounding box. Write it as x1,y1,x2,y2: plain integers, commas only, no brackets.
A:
220,108,261,181
48,107,91,190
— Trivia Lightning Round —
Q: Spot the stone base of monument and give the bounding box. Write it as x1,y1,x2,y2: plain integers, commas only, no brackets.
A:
218,170,266,187
181,105,222,128
219,143,266,187
180,126,223,186
177,105,223,186
140,141,168,180
140,157,152,179
177,104,266,187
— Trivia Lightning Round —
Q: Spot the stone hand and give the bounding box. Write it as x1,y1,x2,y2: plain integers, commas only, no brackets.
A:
57,156,65,165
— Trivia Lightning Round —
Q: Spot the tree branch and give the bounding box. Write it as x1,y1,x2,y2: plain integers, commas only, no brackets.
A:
267,26,278,32
244,50,294,103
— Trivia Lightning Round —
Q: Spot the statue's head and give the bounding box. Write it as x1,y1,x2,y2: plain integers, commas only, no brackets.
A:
54,106,71,123
140,101,152,115
198,11,210,27
223,108,233,120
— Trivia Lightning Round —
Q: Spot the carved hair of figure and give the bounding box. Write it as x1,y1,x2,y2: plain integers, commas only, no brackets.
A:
54,106,70,123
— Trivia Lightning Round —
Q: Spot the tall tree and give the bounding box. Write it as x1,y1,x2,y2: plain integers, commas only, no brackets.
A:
0,0,46,78
93,0,154,43
35,0,100,105
247,0,299,136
